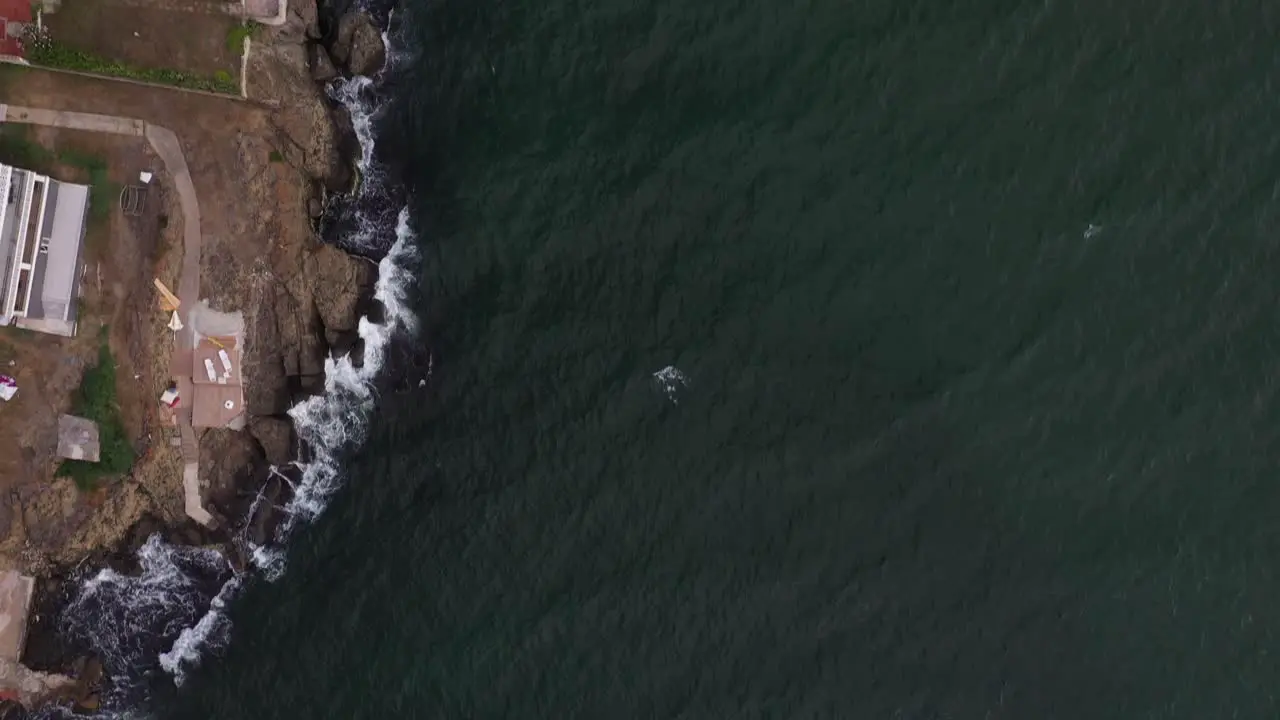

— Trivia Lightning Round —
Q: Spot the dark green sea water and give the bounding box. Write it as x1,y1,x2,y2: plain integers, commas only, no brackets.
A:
167,0,1280,717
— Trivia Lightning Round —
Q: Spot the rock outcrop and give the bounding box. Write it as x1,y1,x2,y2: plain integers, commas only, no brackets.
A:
331,10,386,77
231,0,381,498
249,41,350,191
310,243,375,336
248,416,295,468
199,429,268,520
308,42,340,83
235,0,384,405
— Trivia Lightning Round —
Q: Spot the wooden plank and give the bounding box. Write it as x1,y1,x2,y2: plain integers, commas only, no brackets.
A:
153,278,181,310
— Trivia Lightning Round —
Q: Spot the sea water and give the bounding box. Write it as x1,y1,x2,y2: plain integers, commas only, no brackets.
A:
43,0,1280,717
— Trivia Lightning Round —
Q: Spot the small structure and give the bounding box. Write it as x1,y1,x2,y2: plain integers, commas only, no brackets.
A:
56,414,100,462
119,185,145,217
0,571,33,664
191,336,244,428
160,384,179,408
0,162,89,337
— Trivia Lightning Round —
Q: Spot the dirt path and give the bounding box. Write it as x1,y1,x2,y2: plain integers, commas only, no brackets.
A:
0,104,213,526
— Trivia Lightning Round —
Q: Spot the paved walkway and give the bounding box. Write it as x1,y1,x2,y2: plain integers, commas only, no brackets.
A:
82,0,241,16
80,0,288,24
0,104,213,526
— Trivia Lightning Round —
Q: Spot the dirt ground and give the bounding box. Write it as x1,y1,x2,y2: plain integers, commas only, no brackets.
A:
41,0,244,83
0,65,317,570
0,125,189,568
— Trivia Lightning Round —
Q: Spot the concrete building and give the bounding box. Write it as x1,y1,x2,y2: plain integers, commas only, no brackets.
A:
0,162,88,337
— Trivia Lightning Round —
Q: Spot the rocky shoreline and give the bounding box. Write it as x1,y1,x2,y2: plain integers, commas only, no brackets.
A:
7,1,398,713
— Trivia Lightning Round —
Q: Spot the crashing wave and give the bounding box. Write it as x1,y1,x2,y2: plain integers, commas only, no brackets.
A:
157,575,242,687
281,209,418,527
56,537,232,710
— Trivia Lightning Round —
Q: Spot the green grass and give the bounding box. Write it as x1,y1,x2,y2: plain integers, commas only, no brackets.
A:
225,24,256,53
0,124,53,171
27,40,239,95
0,127,120,224
56,148,114,221
56,328,134,491
268,150,284,163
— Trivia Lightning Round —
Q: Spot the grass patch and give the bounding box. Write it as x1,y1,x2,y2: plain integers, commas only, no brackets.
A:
26,36,239,95
225,23,256,53
56,328,134,491
0,127,120,224
268,150,284,163
0,124,53,171
0,127,119,224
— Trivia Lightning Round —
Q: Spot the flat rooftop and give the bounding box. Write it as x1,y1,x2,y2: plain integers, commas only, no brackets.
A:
190,335,244,428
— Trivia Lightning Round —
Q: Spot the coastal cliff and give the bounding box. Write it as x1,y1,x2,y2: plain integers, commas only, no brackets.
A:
6,1,395,711
215,0,386,543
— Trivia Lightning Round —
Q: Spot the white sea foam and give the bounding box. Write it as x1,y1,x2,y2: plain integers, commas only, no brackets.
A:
284,208,418,526
330,75,379,180
158,576,243,686
653,366,690,404
59,537,232,709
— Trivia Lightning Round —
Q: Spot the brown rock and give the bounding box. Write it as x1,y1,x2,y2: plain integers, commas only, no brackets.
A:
296,374,325,397
242,286,290,416
246,467,292,546
248,416,295,467
247,42,348,188
332,10,386,77
298,327,328,377
308,244,375,335
274,280,326,379
308,42,339,83
199,430,268,515
290,0,321,39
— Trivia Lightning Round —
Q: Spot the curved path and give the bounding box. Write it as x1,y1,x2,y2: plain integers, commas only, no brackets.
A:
0,104,213,526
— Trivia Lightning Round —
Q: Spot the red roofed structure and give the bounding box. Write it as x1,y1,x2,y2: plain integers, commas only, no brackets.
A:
0,0,32,60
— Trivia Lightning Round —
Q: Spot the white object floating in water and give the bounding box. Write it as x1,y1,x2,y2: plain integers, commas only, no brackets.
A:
139,171,153,184
1084,223,1102,239
218,348,232,375
652,365,690,404
203,358,217,382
